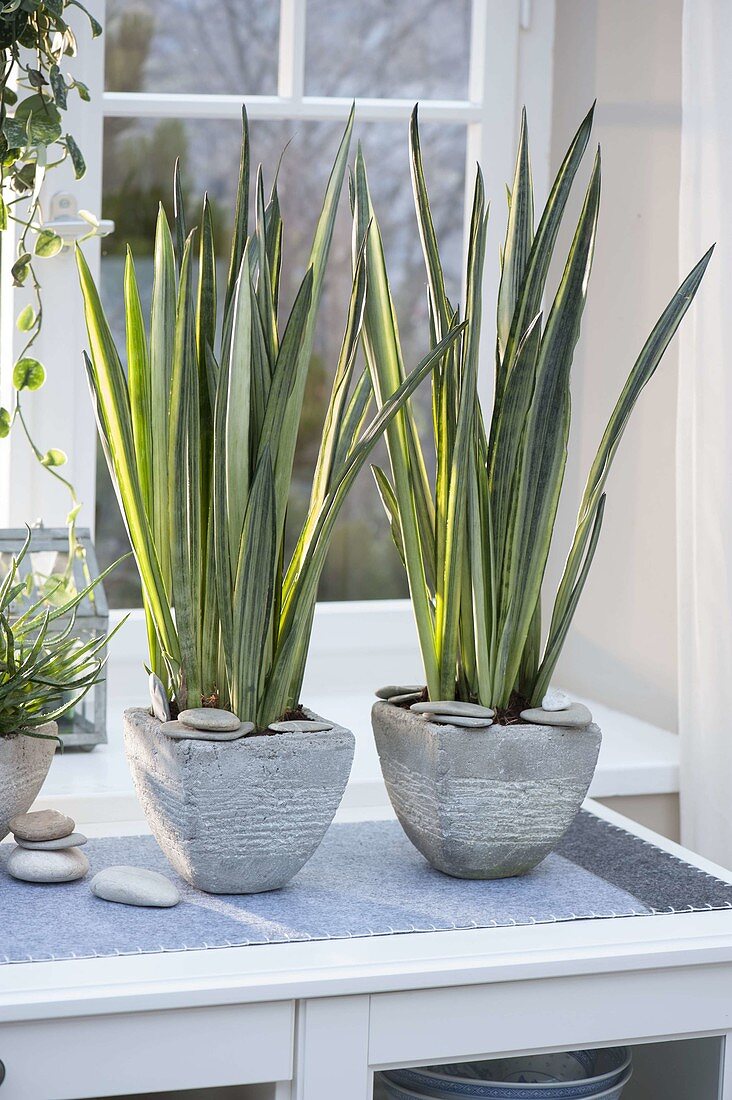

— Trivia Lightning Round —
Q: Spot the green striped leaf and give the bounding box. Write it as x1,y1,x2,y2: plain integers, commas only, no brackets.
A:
273,106,355,541
254,166,279,369
225,246,254,573
224,107,250,323
372,464,405,568
495,104,594,423
197,194,217,413
308,231,368,517
266,321,464,719
497,107,534,363
354,144,439,696
533,494,606,704
76,248,179,673
436,172,487,697
494,150,601,705
488,311,542,579
409,105,452,342
124,248,152,515
210,342,234,692
262,267,314,528
332,369,373,475
540,245,714,699
167,232,202,708
232,449,277,723
149,206,176,594
173,157,186,268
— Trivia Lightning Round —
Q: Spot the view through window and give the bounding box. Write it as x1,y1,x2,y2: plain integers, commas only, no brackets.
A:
97,0,472,607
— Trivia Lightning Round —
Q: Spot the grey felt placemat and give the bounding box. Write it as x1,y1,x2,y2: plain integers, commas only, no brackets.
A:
0,811,729,964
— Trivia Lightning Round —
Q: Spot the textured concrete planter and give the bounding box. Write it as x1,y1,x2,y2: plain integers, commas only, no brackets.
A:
372,701,601,879
0,724,57,842
124,707,355,894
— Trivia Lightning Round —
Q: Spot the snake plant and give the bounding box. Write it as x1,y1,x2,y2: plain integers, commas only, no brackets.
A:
359,105,712,712
77,108,460,727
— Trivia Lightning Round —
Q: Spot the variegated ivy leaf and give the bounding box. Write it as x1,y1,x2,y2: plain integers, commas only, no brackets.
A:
10,253,31,287
12,93,62,146
49,64,67,109
65,133,85,179
41,448,67,468
12,357,46,392
34,229,63,258
16,304,36,331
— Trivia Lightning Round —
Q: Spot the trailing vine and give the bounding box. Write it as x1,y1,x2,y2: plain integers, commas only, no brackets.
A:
1,0,101,595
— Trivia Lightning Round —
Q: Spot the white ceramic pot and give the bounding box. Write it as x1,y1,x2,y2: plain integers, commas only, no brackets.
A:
0,724,57,841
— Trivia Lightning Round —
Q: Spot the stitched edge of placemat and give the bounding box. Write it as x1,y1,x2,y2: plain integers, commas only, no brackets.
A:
558,810,732,913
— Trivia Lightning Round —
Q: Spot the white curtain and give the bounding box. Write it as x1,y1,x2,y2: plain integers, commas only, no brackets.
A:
678,1,732,862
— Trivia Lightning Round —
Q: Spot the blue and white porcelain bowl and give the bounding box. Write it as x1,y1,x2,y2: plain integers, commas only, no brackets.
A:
378,1070,632,1100
378,1069,632,1100
380,1048,631,1100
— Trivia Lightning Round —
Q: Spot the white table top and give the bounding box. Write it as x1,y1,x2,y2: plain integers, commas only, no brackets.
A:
1,801,730,1026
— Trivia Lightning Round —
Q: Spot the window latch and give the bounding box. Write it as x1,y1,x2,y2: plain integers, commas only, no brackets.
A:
40,192,115,252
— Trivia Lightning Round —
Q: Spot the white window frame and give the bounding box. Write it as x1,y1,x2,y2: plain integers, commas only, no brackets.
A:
0,0,555,698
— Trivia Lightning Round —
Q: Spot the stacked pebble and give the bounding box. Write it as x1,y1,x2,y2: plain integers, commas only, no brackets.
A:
376,686,495,728
520,687,592,728
150,673,256,741
163,706,255,741
410,700,494,728
376,685,424,706
7,809,89,883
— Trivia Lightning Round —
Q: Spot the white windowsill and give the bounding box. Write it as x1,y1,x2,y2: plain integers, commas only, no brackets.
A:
29,604,679,826
35,690,679,828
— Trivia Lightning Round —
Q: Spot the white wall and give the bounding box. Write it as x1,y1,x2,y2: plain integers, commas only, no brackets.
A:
547,0,683,733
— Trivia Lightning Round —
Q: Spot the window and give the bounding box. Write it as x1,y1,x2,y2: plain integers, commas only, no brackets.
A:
1,0,553,687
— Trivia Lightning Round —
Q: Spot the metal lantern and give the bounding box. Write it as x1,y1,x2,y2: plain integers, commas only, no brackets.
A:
0,526,108,750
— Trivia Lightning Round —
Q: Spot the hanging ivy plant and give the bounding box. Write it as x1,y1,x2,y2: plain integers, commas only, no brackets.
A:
1,0,101,590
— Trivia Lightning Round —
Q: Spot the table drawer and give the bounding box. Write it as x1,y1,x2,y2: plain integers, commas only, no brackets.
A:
369,964,732,1067
0,1000,294,1099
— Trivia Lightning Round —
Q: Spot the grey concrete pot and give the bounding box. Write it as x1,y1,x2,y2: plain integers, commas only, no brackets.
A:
0,724,57,842
372,701,601,879
124,707,355,894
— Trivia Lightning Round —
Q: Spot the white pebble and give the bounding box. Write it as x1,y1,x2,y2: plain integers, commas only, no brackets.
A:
542,687,572,712
8,846,89,883
91,865,180,908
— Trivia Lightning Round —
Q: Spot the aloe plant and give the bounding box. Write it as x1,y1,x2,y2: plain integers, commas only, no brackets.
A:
0,530,115,738
359,105,712,712
77,108,461,727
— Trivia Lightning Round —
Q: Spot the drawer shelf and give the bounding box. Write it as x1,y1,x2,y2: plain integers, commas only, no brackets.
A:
374,1036,725,1100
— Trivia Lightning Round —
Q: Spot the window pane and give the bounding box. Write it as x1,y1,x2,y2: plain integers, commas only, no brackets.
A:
104,0,279,95
98,116,466,607
305,0,471,99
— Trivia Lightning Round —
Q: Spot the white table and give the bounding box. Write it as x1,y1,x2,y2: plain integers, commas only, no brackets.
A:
1,799,731,1100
